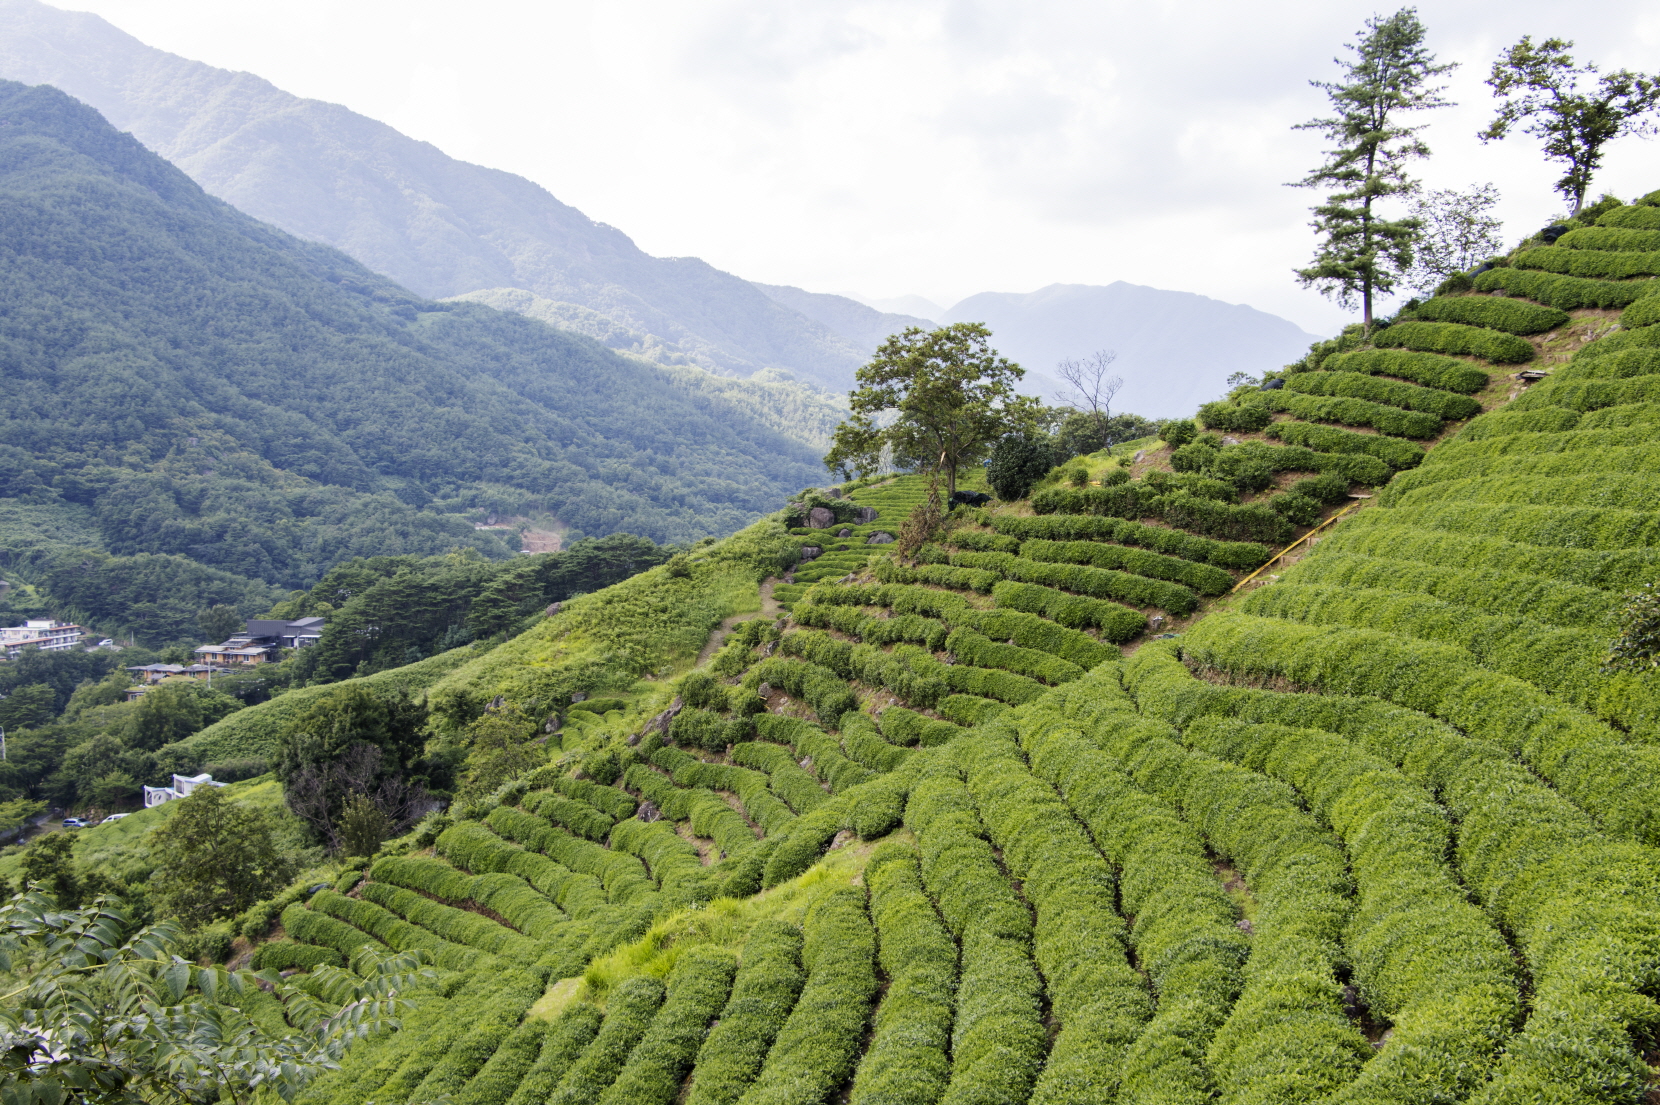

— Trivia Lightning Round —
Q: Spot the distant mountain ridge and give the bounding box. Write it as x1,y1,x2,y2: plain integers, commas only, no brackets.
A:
941,282,1323,419
0,0,868,392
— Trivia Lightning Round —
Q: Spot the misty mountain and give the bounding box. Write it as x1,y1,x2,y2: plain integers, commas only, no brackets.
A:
941,282,1324,419
858,294,946,321
0,0,868,392
0,79,826,593
752,284,932,352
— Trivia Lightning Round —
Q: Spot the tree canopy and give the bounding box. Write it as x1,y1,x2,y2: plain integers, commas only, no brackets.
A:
824,324,1039,496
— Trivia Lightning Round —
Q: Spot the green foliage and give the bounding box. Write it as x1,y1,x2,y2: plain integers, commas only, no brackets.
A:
1406,293,1569,334
986,431,1058,501
1195,400,1273,433
1286,368,1481,419
988,513,1270,570
1372,319,1535,363
1619,293,1660,329
336,793,395,858
825,323,1040,496
1556,224,1660,251
148,785,297,928
1513,244,1660,278
1318,347,1490,393
1158,419,1198,446
1605,582,1660,672
1472,264,1658,308
684,922,807,1105
1262,389,1443,438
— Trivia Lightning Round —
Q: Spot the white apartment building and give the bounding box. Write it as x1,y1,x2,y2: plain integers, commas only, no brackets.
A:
0,620,84,657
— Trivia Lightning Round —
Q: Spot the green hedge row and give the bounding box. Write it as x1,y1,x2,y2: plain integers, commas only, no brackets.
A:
1556,224,1660,252
731,741,831,817
1382,441,1660,507
739,887,877,1104
544,776,640,822
1319,348,1491,392
361,880,543,961
1263,390,1444,438
486,806,658,906
611,817,712,898
1285,368,1482,419
1622,294,1660,328
250,939,344,972
437,821,609,920
657,748,799,836
668,707,752,755
1029,484,1294,546
1175,439,1395,489
523,790,615,842
850,843,955,1105
1373,319,1535,363
760,798,857,890
745,656,859,728
945,627,1084,685
404,968,549,1105
1449,404,1581,442
1011,701,1247,1102
753,714,879,793
878,706,963,748
309,888,485,972
362,968,540,1105
988,512,1272,569
1283,550,1616,630
1472,265,1657,309
1514,244,1660,279
837,712,911,773
453,1015,552,1105
1389,469,1660,513
871,557,1000,594
937,693,1008,726
959,724,1150,1102
1196,399,1273,434
933,546,1201,615
1552,347,1660,382
904,755,1044,1103
1597,203,1660,230
485,1006,603,1105
545,977,665,1105
989,579,1146,640
1123,643,1660,1105
1264,419,1425,469
1052,668,1370,1103
1185,717,1518,1101
1582,400,1660,430
1434,421,1658,466
1181,614,1660,845
1510,373,1660,414
370,855,569,940
792,602,948,651
597,947,737,1105
686,921,806,1105
1019,537,1234,595
275,903,379,962
1407,294,1569,335
777,625,1045,709
948,528,1022,553
1359,496,1660,557
956,607,1115,668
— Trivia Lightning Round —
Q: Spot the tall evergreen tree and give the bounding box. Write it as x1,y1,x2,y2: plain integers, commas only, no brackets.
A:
1292,9,1456,331
1480,38,1660,216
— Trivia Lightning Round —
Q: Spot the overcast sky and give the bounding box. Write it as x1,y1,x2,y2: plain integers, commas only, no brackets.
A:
52,0,1660,333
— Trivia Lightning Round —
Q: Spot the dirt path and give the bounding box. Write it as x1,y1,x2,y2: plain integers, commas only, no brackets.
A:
693,579,781,668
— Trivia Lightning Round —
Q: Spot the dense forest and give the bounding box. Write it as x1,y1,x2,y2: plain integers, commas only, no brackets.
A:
0,80,826,627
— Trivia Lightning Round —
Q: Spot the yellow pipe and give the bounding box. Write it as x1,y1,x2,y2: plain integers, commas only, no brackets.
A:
1229,499,1364,595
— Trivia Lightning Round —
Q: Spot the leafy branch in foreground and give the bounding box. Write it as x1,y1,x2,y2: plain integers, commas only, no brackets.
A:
1606,582,1660,674
1482,37,1660,215
0,891,431,1103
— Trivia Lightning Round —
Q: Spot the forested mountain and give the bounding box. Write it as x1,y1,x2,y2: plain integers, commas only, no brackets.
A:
943,282,1323,417
0,80,825,606
0,0,872,392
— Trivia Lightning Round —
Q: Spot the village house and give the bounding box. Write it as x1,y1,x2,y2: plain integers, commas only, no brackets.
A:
193,617,325,666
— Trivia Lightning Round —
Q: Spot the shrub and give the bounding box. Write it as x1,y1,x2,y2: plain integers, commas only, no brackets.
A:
1448,405,1580,442
598,948,738,1105
1598,204,1660,230
1266,491,1323,525
1472,265,1658,309
878,707,962,748
1407,294,1568,335
837,712,911,773
497,1004,605,1105
1262,390,1443,438
1372,320,1535,363
939,547,1201,615
737,888,876,1103
1620,294,1660,329
250,939,345,972
686,921,806,1105
545,977,665,1104
1158,419,1197,446
1557,225,1660,252
1263,419,1426,468
1196,400,1273,433
1018,538,1234,595
744,657,858,728
1513,245,1660,279
1285,370,1481,419
730,742,829,816
986,432,1059,501
850,844,954,1104
990,580,1146,640
525,790,616,841
988,513,1271,569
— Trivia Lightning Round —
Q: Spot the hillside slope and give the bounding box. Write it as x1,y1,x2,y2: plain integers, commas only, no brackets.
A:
219,194,1660,1105
945,281,1325,417
0,79,825,593
0,0,869,391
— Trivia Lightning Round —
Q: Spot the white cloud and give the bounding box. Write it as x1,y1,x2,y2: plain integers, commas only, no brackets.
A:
56,0,1660,332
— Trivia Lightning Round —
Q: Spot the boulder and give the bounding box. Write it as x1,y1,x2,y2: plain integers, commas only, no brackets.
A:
855,506,878,523
837,528,852,538
808,506,835,528
1134,450,1146,463
571,692,587,703
799,546,822,561
638,801,661,823
826,487,843,499
757,683,772,699
545,601,562,616
867,532,896,545
1222,436,1240,446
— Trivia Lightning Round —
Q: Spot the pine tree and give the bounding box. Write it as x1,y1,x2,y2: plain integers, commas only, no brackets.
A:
1292,9,1456,331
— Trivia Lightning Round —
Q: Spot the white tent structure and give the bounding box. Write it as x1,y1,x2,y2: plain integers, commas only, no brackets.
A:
143,772,226,809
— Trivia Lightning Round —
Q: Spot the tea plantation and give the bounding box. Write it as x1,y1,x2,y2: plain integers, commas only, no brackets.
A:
155,195,1660,1105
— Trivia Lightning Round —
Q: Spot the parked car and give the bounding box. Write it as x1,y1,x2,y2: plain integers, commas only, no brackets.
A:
61,817,88,829
100,812,130,822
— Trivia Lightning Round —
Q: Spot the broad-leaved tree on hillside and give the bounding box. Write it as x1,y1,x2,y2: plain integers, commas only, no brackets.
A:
824,324,1040,498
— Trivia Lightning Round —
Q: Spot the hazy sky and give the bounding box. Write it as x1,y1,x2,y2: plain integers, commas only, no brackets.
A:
50,0,1660,333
